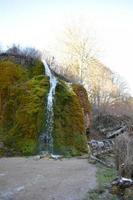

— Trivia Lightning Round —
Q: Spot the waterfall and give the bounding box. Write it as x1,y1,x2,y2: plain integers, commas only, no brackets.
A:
39,59,57,154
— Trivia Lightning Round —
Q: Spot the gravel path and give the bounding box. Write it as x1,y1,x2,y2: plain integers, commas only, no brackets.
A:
0,157,97,200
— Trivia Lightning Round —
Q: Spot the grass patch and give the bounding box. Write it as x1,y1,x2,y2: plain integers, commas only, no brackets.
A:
84,163,118,200
93,163,133,200
97,163,117,187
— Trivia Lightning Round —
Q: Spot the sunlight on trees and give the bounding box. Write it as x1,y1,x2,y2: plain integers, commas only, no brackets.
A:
50,23,131,115
86,58,130,114
52,22,97,84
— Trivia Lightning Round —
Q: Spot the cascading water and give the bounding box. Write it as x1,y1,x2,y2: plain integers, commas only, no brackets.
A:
39,59,57,154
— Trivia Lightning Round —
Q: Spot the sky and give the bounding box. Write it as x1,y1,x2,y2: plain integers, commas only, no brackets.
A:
0,0,133,94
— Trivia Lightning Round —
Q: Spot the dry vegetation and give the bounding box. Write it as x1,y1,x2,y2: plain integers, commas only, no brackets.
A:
114,128,133,179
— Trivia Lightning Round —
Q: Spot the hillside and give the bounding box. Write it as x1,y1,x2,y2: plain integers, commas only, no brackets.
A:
0,53,91,156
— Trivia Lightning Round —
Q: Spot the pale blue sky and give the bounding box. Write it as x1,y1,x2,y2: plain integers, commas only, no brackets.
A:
0,0,133,94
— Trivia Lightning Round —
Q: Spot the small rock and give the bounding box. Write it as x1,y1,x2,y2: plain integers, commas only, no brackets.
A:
50,154,63,160
33,155,41,160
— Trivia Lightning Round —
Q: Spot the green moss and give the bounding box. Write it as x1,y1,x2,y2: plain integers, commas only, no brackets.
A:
4,75,49,155
53,81,88,155
0,59,49,156
72,84,92,113
15,138,37,156
0,60,28,128
0,60,28,89
26,59,45,78
0,58,89,156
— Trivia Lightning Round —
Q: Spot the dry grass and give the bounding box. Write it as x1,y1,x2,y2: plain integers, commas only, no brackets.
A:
114,131,133,178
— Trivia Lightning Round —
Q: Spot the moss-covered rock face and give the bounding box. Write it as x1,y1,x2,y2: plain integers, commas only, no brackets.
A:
72,84,92,114
5,75,49,156
53,81,88,156
72,84,92,132
0,58,90,157
26,59,45,78
0,59,49,156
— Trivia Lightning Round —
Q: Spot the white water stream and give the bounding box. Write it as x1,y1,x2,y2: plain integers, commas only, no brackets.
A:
39,59,57,154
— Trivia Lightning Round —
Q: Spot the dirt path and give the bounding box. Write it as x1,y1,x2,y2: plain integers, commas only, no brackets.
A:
0,157,97,200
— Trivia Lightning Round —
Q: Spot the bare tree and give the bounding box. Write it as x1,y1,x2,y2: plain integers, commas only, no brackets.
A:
51,23,130,115
53,23,97,84
115,126,133,179
6,45,41,60
84,58,130,114
111,73,129,100
23,47,41,59
0,44,2,53
6,44,22,55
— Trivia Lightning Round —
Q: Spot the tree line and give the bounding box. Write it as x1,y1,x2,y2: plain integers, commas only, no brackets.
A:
47,24,132,117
